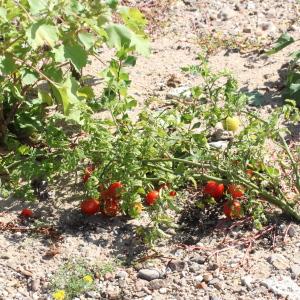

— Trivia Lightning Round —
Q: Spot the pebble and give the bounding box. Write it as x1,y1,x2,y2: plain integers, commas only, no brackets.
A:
268,253,290,270
241,275,253,290
189,263,201,273
218,7,235,21
138,269,160,281
190,254,206,264
290,265,300,278
116,270,128,279
287,225,297,237
31,278,40,292
168,260,187,272
149,279,165,290
159,287,167,294
203,273,213,283
195,275,204,284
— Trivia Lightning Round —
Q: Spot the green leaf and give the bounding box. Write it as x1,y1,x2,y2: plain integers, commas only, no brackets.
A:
77,86,95,100
0,55,17,74
106,0,118,9
267,33,294,55
21,69,38,85
38,90,53,105
130,33,150,56
105,23,150,56
52,77,80,116
246,91,266,107
65,42,87,71
26,21,58,49
28,0,49,15
119,6,147,34
78,31,96,50
0,7,7,22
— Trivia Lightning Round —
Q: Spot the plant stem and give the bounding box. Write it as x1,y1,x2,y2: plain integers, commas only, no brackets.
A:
144,157,300,221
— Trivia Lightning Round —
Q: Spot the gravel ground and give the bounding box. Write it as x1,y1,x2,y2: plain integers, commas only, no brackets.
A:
1,1,300,299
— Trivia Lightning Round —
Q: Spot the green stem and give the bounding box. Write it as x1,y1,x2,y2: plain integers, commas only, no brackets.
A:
144,157,300,221
278,133,300,193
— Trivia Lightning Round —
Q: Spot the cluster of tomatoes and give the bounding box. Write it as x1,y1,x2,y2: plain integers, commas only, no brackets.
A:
203,180,245,219
81,166,177,217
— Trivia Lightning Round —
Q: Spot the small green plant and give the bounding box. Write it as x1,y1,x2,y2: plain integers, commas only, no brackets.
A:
267,33,300,105
50,259,95,300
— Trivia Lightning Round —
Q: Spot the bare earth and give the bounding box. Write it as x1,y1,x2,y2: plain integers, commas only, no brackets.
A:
1,1,300,300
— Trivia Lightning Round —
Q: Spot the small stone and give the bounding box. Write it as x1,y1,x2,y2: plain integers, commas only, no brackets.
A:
116,271,128,279
268,254,290,270
210,278,223,290
190,254,206,264
189,263,201,273
104,272,114,281
0,254,11,259
138,269,160,281
218,7,235,21
149,279,165,290
203,273,213,283
106,286,120,300
290,265,300,278
287,225,296,238
159,287,167,294
241,275,253,289
243,27,252,33
168,260,186,272
135,279,149,291
31,278,40,292
194,275,203,284
246,1,256,10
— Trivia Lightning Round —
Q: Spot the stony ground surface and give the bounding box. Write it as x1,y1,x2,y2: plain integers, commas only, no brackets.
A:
1,1,300,300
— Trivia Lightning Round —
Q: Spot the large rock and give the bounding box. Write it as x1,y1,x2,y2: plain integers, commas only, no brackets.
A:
262,276,300,299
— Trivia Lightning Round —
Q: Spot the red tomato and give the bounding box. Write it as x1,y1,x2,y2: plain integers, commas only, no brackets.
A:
169,190,177,197
223,200,241,219
227,184,244,198
203,181,224,199
104,198,119,216
80,199,100,215
21,208,33,218
145,190,159,206
107,182,123,196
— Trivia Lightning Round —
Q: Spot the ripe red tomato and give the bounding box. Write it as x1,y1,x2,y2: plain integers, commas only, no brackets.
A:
108,182,123,196
145,190,159,206
169,190,177,197
223,200,241,219
227,184,244,198
80,199,100,215
21,208,33,218
104,198,119,216
203,181,224,199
